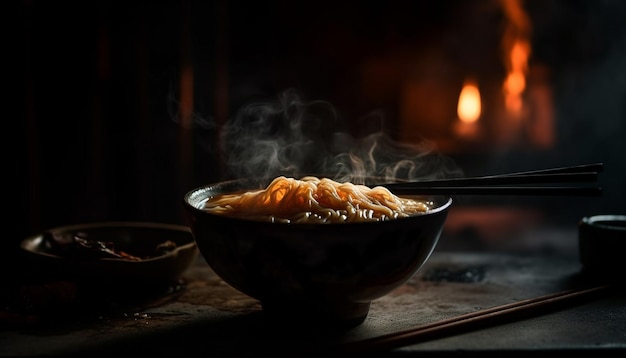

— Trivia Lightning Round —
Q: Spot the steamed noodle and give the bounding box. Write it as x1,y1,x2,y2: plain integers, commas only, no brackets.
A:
203,176,431,224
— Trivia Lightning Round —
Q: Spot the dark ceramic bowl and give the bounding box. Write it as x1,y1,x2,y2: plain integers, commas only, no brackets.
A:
183,177,452,327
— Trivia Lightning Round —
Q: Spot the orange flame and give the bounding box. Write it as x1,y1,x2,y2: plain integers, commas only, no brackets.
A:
501,0,531,117
503,40,530,113
457,82,481,123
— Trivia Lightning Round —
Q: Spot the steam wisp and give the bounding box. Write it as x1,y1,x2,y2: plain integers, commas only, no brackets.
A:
218,89,463,183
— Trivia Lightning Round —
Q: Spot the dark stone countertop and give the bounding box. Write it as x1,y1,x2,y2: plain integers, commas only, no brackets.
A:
1,248,624,357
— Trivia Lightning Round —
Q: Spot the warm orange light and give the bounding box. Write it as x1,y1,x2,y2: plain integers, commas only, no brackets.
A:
504,71,526,96
503,39,530,114
457,83,481,123
510,40,530,72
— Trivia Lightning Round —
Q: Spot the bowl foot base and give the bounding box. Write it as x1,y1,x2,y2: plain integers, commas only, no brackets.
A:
260,300,370,329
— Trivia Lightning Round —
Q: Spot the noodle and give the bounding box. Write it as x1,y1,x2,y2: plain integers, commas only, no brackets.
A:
203,176,431,224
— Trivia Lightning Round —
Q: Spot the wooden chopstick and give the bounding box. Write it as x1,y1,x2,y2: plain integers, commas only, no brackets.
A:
380,163,603,196
383,172,598,188
387,186,602,196
335,285,612,355
495,162,603,176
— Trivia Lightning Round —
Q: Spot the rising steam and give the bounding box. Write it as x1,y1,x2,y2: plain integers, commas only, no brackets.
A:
219,89,463,183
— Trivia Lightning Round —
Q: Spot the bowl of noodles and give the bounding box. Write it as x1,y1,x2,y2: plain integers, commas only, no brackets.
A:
183,175,452,327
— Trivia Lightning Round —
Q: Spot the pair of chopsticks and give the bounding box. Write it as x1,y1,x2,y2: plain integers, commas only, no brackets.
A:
382,163,603,196
334,284,612,355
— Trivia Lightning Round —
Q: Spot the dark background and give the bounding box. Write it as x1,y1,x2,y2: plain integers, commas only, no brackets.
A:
11,0,626,266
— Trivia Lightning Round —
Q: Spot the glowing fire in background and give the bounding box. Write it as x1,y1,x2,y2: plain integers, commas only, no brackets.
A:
503,40,530,115
497,0,534,146
449,0,535,144
390,0,555,152
449,0,554,149
457,81,481,124
453,80,482,139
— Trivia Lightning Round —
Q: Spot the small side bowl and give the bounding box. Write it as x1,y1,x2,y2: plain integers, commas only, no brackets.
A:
183,177,452,327
20,222,199,284
579,214,626,282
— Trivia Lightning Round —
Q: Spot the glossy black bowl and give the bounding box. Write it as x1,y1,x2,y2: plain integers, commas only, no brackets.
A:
183,177,452,327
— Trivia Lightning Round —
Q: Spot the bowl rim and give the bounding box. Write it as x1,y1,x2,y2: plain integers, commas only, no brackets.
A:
581,215,626,231
183,177,453,226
